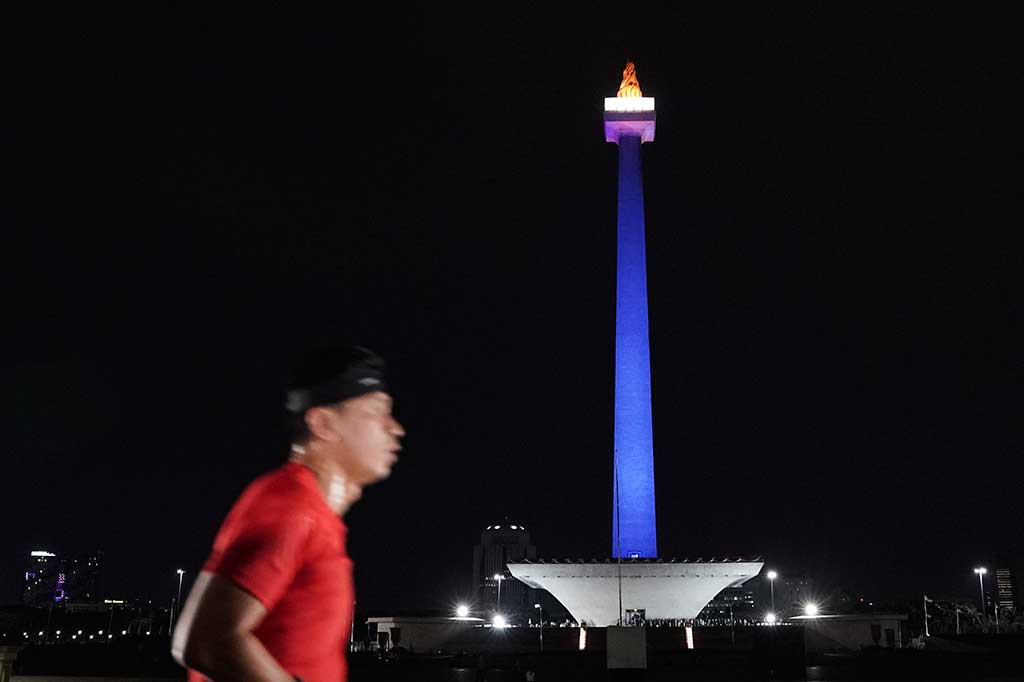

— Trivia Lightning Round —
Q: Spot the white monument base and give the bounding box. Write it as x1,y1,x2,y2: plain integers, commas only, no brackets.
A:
508,558,764,627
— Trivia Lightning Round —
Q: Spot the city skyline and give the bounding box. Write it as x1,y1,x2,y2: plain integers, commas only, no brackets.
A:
4,5,1018,617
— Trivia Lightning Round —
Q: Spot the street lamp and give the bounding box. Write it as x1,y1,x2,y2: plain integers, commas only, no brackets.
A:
493,574,505,610
766,570,778,612
974,567,987,618
455,604,470,618
171,569,185,631
534,603,544,651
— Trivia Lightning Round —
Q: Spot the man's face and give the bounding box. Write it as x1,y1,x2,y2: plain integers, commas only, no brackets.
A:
324,391,404,485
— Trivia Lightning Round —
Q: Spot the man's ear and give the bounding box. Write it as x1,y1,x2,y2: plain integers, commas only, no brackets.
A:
305,406,337,442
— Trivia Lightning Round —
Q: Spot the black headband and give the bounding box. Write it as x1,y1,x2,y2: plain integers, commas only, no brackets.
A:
284,365,388,414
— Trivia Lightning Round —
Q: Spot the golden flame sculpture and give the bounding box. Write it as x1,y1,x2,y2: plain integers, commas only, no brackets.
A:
616,61,643,98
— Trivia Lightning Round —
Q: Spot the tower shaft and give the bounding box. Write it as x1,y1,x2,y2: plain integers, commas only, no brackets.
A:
612,132,657,558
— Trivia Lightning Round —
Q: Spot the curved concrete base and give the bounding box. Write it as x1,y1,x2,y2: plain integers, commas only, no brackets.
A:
508,559,764,627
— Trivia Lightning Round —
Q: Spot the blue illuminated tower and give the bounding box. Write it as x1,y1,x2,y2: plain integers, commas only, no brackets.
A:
605,62,658,559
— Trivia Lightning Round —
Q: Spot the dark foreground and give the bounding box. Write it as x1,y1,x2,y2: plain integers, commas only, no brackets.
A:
5,631,1023,681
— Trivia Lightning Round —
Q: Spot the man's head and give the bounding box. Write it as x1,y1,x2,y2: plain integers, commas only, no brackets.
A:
285,346,405,485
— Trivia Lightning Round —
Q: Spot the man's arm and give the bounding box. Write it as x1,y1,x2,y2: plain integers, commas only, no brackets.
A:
171,571,297,682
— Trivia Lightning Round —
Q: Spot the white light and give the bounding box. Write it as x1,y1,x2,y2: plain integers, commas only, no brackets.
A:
685,624,694,650
98,630,103,635
121,630,127,635
30,551,56,557
510,525,518,529
56,630,61,635
38,631,43,636
804,603,819,616
492,615,507,629
767,570,778,580
494,574,503,581
108,634,113,639
72,635,77,639
578,627,587,650
456,605,470,618
89,635,94,640
494,525,501,529
604,97,655,113
177,569,185,575
534,603,541,608
974,567,987,575
765,612,777,624
77,630,82,635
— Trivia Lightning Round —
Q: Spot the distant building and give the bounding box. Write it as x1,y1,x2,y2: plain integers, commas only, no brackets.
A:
22,550,58,608
472,523,536,618
21,549,103,608
776,574,816,615
698,583,758,624
993,552,1019,612
63,550,103,603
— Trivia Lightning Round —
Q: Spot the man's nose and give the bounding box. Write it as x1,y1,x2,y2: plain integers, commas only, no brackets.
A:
390,417,405,437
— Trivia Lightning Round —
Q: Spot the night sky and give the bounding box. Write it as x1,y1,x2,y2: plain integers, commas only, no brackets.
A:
5,5,1019,614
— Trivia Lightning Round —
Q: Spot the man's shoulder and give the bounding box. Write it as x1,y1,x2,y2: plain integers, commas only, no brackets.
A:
236,463,319,513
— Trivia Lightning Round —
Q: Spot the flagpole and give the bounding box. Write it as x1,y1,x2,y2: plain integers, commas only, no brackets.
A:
923,596,929,637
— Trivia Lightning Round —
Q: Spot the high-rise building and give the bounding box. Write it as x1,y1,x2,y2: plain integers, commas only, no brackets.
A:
22,550,58,608
472,523,536,618
21,549,103,608
993,553,1019,612
64,550,103,603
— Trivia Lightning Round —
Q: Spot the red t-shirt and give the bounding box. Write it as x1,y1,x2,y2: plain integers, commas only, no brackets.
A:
188,462,353,682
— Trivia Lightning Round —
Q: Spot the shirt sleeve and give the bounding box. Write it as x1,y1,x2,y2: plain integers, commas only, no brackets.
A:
208,505,315,612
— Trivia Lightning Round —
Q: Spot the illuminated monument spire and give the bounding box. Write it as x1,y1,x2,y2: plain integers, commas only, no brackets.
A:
605,62,658,559
506,65,763,625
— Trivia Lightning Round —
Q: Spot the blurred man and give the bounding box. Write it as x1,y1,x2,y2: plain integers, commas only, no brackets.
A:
173,346,404,682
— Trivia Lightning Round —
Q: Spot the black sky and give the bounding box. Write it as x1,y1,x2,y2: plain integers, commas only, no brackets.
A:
4,4,1020,613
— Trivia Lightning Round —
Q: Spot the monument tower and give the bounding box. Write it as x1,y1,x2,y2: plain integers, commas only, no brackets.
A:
507,64,763,627
606,61,658,559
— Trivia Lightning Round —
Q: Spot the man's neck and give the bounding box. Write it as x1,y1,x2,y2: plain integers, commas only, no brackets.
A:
289,443,362,515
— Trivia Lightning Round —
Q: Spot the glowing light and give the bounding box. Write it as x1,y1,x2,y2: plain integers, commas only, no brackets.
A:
685,624,694,649
456,605,470,618
72,635,77,639
38,631,43,636
974,567,987,575
108,634,113,639
578,627,587,650
765,612,777,624
492,615,507,629
121,630,127,635
177,569,185,575
493,574,503,581
510,525,518,529
804,603,819,616
767,570,778,580
604,97,655,113
31,551,56,557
